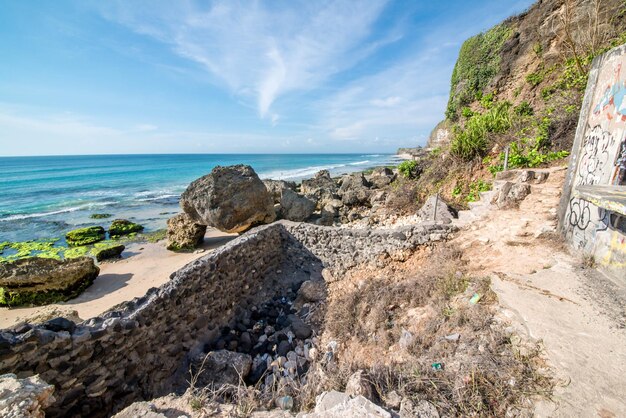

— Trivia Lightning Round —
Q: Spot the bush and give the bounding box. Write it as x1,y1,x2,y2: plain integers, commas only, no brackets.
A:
451,102,512,160
526,71,544,87
461,107,474,118
514,101,534,116
398,160,419,178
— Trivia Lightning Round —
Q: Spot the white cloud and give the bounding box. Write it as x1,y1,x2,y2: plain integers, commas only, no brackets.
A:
101,0,391,120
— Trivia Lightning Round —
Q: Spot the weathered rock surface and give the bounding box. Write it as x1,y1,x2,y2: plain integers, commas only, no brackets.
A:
0,257,99,307
191,350,252,388
65,226,105,246
108,219,144,237
338,173,372,207
166,213,207,251
399,398,440,418
181,165,276,233
297,280,327,302
264,180,297,204
493,182,531,209
367,167,396,189
280,189,316,222
417,195,457,224
0,373,55,418
112,401,167,418
319,199,343,226
301,170,338,208
345,370,375,401
298,390,392,418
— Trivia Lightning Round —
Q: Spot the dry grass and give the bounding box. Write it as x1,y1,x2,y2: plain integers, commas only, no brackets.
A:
304,243,552,416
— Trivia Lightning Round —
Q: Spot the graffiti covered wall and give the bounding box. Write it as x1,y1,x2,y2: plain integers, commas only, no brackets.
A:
559,43,626,278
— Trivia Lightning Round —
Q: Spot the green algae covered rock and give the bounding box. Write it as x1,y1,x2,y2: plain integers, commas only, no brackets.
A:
90,213,112,219
108,219,144,238
0,256,99,306
91,242,125,262
65,226,106,246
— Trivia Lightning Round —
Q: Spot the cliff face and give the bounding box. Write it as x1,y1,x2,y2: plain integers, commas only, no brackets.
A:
444,0,626,149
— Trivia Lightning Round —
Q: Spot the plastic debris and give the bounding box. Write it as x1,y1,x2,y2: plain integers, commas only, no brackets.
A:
431,362,443,371
469,293,482,304
444,333,461,341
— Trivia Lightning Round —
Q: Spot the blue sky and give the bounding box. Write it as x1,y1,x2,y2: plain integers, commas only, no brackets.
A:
0,0,535,156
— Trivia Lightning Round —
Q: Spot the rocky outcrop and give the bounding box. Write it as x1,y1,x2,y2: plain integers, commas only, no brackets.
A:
417,195,457,224
0,257,99,306
264,180,297,204
92,244,125,262
166,213,207,251
300,390,392,418
181,165,276,233
492,182,531,209
280,189,316,222
65,226,105,246
338,173,371,207
366,167,396,189
108,219,144,238
0,373,55,418
301,170,338,208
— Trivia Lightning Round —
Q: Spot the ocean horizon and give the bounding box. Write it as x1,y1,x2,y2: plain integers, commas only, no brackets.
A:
0,153,399,242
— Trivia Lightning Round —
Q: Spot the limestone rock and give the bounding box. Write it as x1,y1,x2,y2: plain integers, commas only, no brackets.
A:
345,370,375,401
0,257,99,307
108,219,144,237
338,173,372,207
299,390,392,418
280,189,316,222
320,199,343,226
92,244,125,262
191,350,252,388
417,195,456,223
166,213,207,251
301,170,338,209
264,180,297,204
297,280,327,302
493,182,531,209
0,373,55,418
399,399,439,418
180,165,276,233
367,167,396,189
112,401,168,418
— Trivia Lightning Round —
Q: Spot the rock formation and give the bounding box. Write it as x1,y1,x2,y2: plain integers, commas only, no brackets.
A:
108,219,144,237
0,374,55,418
301,170,338,208
0,256,99,306
338,172,372,207
65,226,105,246
279,189,316,222
180,165,276,233
166,213,207,251
264,179,297,204
417,195,457,224
366,167,396,189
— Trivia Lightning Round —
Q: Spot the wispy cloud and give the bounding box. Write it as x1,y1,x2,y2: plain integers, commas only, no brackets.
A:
101,0,391,120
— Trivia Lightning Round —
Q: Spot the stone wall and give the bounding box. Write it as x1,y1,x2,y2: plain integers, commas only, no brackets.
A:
558,43,626,279
0,221,456,417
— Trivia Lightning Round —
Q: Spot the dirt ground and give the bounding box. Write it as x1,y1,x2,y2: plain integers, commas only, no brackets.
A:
450,167,626,417
0,229,236,328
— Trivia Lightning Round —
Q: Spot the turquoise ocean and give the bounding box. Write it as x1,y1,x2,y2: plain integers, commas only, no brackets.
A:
0,154,399,242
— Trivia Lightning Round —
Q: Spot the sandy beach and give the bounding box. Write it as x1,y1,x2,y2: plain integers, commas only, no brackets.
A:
0,229,236,328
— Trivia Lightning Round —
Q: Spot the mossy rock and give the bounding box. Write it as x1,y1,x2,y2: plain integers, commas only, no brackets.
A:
90,213,112,219
91,243,125,262
65,226,106,246
108,219,144,238
0,256,99,307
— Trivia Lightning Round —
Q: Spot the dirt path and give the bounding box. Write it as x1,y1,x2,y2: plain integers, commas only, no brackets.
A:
451,167,626,417
0,229,236,328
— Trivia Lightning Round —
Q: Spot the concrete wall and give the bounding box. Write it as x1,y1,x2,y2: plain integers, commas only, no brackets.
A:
0,221,455,417
559,43,626,277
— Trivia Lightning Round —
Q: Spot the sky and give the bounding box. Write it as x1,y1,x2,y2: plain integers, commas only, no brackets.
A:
0,0,535,156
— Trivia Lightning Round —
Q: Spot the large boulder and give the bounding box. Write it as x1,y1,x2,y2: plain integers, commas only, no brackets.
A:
166,213,207,251
91,243,125,262
300,390,392,418
492,182,531,209
417,195,457,224
366,167,396,189
0,374,55,418
0,257,99,307
301,170,338,209
180,165,276,233
338,173,372,207
190,350,252,388
264,179,297,204
280,189,316,222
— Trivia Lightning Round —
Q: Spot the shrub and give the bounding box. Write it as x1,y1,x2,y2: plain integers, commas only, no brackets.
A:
466,179,492,202
526,71,544,87
451,102,512,161
461,107,474,118
514,101,534,116
398,160,419,178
